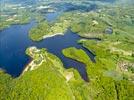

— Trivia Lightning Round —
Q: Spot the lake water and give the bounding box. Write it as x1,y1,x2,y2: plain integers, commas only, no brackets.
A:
0,12,96,82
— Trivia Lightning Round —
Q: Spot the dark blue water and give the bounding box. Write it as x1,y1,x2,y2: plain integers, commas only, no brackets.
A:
0,13,95,82
0,21,36,77
45,12,60,22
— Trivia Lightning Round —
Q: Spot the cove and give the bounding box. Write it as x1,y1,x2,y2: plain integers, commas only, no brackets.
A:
0,15,96,82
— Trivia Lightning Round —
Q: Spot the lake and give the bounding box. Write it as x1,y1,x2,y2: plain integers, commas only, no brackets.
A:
0,12,96,82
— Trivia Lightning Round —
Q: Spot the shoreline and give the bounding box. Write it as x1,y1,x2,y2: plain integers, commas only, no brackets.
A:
43,33,64,39
20,58,33,76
